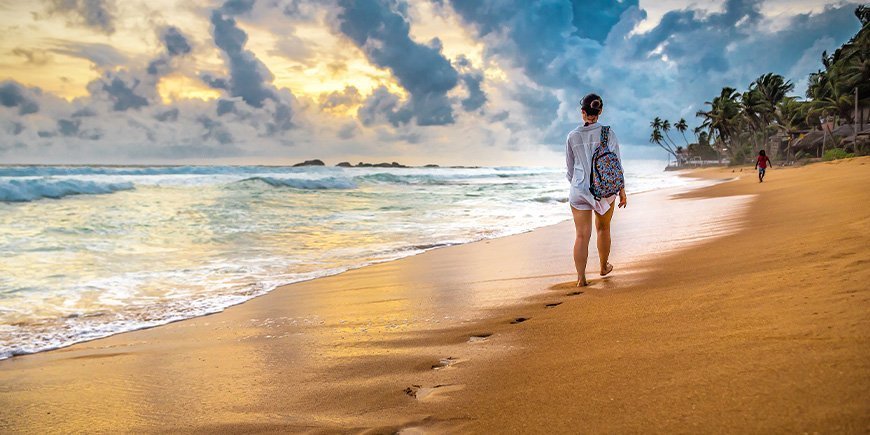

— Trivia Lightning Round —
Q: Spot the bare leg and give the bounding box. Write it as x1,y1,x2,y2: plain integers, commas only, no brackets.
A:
595,201,616,275
570,205,592,286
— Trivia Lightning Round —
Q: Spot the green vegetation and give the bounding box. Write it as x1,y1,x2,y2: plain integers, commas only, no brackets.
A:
653,6,869,166
823,148,855,161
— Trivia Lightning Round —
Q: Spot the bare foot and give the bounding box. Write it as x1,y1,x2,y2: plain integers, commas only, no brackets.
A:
600,263,613,276
576,275,589,287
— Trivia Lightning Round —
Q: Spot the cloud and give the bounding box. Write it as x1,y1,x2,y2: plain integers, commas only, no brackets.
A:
454,55,487,112
11,48,53,66
447,0,864,150
357,85,411,127
57,119,80,136
0,81,40,115
336,0,460,126
45,0,117,34
89,74,149,111
49,41,127,68
320,86,362,111
571,0,640,42
220,0,256,16
0,0,864,165
209,10,277,109
162,26,192,57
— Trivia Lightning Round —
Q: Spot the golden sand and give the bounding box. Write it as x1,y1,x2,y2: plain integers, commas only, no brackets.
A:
0,158,867,433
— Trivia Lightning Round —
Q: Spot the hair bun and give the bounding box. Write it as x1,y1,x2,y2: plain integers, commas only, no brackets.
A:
581,93,603,115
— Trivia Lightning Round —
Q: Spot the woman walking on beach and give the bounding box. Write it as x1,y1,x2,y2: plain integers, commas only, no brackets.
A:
755,150,771,183
565,94,627,287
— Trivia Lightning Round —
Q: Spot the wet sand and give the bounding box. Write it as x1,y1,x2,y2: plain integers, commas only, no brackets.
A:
0,158,868,433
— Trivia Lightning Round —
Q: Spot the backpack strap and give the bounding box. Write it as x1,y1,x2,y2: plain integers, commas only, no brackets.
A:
595,126,611,156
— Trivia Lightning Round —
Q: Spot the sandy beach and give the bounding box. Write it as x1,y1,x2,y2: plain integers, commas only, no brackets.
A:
0,158,868,433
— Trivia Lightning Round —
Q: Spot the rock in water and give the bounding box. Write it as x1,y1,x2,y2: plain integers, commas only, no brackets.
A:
292,159,325,167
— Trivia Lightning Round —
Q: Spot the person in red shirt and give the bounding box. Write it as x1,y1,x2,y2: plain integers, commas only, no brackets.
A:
755,150,772,183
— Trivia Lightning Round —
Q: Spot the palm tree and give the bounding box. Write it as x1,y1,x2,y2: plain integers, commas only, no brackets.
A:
697,87,741,160
649,123,677,163
675,118,690,146
773,96,807,161
660,119,683,160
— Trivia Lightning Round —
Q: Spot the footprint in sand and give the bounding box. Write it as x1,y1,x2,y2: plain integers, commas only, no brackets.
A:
566,291,584,296
545,302,562,308
468,333,492,343
404,384,465,401
431,357,464,370
550,281,594,293
510,317,529,324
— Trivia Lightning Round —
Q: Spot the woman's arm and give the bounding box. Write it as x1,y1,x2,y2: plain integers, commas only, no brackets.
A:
565,136,574,182
612,129,627,208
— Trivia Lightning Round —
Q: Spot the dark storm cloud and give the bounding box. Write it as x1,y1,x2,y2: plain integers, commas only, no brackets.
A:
268,102,294,134
453,55,487,112
0,81,40,115
357,86,412,127
198,116,235,145
320,86,361,111
200,73,229,90
45,0,117,34
210,9,277,109
221,0,256,15
460,73,485,112
154,108,179,122
336,0,459,126
513,85,560,129
216,99,236,116
570,0,639,42
147,27,192,76
162,26,192,57
71,107,97,117
95,75,149,111
449,0,599,88
449,0,864,148
57,119,81,136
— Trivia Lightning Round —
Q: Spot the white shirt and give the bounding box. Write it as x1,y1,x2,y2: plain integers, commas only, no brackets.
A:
565,122,622,215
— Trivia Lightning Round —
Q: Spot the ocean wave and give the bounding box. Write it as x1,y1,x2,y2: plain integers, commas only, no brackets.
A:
237,176,357,190
529,196,568,203
356,172,455,185
0,178,135,202
0,165,309,177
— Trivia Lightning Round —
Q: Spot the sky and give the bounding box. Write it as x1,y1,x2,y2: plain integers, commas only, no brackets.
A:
0,0,863,166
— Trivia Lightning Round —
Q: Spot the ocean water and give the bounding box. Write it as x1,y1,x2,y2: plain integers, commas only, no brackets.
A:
0,160,688,359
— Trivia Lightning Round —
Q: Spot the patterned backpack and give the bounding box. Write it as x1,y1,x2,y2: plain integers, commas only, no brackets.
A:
589,126,625,200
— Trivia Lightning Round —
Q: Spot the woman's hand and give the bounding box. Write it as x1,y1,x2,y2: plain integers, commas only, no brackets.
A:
618,189,627,208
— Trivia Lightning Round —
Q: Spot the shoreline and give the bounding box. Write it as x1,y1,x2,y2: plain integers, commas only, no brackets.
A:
0,168,697,362
1,158,867,432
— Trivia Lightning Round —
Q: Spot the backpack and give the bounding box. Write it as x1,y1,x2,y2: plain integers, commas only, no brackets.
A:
589,126,625,200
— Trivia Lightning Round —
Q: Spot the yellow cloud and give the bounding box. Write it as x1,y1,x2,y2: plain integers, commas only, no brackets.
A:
240,20,405,100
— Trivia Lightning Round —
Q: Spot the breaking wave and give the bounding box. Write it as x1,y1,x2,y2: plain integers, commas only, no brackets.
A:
0,178,135,202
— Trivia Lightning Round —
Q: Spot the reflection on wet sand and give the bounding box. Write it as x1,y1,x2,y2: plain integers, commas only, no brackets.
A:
0,179,752,432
